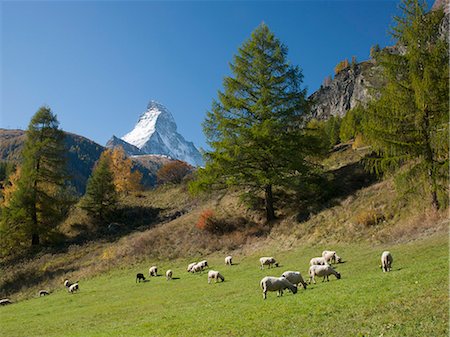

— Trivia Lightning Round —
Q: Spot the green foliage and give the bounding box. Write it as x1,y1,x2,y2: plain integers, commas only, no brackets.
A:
192,23,318,221
0,161,16,184
80,152,118,223
364,0,449,209
370,44,381,59
340,105,365,142
306,116,341,150
324,115,341,146
0,107,69,254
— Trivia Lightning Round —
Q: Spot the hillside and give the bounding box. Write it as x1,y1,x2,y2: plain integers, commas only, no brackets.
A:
0,129,178,194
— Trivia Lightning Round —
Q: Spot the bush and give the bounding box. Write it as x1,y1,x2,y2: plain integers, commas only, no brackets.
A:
195,209,241,235
355,209,384,227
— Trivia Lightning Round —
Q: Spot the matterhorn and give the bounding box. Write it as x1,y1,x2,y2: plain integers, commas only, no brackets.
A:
107,101,203,166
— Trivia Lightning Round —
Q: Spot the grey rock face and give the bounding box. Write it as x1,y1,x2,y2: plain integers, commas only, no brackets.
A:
106,135,144,155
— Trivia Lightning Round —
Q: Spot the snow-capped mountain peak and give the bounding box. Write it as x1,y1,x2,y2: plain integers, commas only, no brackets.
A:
115,100,203,167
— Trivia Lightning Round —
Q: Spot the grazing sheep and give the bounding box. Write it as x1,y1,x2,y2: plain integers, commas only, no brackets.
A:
166,270,173,280
191,263,204,273
149,266,158,277
308,265,341,284
64,279,72,288
259,257,279,270
187,262,197,272
225,256,233,266
136,273,146,283
281,271,308,290
260,276,298,300
39,290,50,296
198,260,208,269
0,299,12,306
309,257,327,266
207,270,225,284
68,283,79,293
381,251,393,272
322,250,342,264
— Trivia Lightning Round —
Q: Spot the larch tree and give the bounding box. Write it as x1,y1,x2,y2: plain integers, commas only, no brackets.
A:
0,106,68,249
191,23,317,222
80,152,118,223
364,0,449,209
106,147,142,194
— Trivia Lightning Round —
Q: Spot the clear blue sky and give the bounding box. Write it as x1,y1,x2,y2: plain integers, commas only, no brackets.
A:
1,1,406,151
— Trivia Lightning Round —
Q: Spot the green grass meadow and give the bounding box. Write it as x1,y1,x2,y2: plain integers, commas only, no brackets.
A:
1,234,448,337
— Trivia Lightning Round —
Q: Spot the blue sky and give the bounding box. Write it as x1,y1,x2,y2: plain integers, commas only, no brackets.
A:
1,1,404,150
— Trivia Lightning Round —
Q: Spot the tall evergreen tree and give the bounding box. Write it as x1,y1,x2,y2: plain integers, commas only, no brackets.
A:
364,0,448,209
0,106,68,249
80,152,118,223
191,23,316,222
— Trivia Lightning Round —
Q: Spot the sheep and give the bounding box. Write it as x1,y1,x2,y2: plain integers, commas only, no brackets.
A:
39,290,50,296
0,299,12,306
381,251,393,272
149,266,158,277
187,262,197,272
309,257,328,266
68,283,79,293
281,271,308,290
322,250,342,264
191,263,204,273
136,273,146,283
259,257,279,270
225,255,233,266
64,279,72,288
260,276,297,300
308,265,341,284
198,260,208,269
166,270,173,280
207,270,225,284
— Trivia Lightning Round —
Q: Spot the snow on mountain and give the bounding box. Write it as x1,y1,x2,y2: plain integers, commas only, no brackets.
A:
117,100,204,167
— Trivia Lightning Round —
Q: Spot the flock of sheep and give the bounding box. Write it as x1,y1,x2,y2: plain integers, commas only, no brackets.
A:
0,250,393,305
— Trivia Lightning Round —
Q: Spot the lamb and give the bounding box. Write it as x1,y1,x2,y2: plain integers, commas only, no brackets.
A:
166,270,173,280
381,251,393,272
187,262,197,272
308,265,341,284
68,283,79,293
0,299,12,306
207,270,225,284
225,256,233,266
198,260,208,269
322,250,342,264
260,276,297,300
149,266,158,277
259,257,279,270
39,290,50,296
309,257,327,266
281,271,308,290
136,273,146,283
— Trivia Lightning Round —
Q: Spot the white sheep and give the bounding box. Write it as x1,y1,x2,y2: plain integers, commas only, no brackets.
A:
68,283,79,293
308,265,341,284
191,263,204,273
149,266,158,277
187,262,197,272
225,256,233,266
260,276,298,300
259,257,279,270
381,251,393,272
39,290,50,297
0,299,12,306
309,257,327,266
207,270,225,284
322,250,342,264
281,271,308,290
166,270,173,280
64,279,71,288
198,260,209,269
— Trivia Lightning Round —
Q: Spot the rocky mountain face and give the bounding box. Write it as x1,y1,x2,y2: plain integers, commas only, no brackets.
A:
309,60,384,120
108,101,203,167
0,129,175,194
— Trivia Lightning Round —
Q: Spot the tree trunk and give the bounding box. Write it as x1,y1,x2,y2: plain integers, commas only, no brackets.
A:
423,108,440,210
264,184,276,222
31,233,40,246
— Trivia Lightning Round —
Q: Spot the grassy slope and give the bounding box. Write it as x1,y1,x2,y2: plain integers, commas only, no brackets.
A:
2,233,447,337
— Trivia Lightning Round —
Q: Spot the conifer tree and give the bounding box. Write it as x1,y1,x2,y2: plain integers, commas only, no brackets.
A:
364,0,448,209
105,147,142,194
0,106,68,248
81,152,118,222
192,23,316,222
